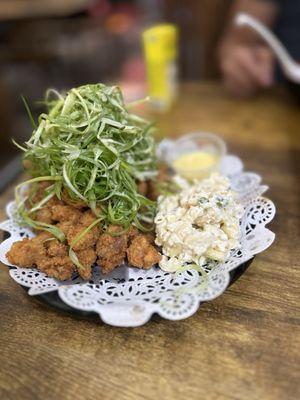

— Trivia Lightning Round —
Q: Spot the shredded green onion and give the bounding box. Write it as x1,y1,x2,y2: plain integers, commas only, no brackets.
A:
16,83,158,233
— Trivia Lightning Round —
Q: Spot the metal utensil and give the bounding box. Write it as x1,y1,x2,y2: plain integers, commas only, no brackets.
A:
235,12,300,83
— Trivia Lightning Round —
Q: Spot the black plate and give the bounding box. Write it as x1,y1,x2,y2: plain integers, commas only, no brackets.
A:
15,258,253,322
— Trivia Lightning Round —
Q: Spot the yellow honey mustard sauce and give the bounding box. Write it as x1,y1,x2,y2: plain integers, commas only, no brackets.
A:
172,151,219,180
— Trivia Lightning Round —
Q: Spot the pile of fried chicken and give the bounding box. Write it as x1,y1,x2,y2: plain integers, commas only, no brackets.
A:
7,180,163,281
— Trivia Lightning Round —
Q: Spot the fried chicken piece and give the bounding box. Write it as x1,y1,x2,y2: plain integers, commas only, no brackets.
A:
46,196,64,207
127,235,161,269
6,231,52,267
96,225,127,274
45,239,68,257
66,226,97,251
7,231,76,280
144,232,155,244
34,207,53,224
128,225,139,243
57,221,73,237
76,247,97,280
35,233,76,280
80,210,99,227
127,225,155,243
33,231,53,243
34,233,75,280
108,225,125,234
62,189,87,210
64,211,100,251
51,204,81,223
36,256,75,281
6,237,46,267
65,210,100,251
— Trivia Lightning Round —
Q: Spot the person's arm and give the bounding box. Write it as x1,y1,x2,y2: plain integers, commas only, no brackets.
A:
218,0,279,97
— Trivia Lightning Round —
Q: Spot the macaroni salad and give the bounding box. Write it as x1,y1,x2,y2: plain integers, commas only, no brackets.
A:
155,174,244,272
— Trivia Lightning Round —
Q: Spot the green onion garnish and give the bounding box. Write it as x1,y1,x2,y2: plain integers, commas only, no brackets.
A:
16,83,158,233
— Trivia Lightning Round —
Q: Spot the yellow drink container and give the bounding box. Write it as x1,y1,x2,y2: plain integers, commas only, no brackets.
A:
143,24,178,110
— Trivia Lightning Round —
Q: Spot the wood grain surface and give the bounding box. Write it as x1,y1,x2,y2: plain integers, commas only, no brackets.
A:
0,83,299,400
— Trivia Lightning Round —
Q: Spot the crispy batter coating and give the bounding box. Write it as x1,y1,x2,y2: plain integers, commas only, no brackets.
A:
51,204,81,223
34,207,53,224
66,210,100,251
31,231,52,243
76,247,97,280
127,235,161,269
66,226,96,251
7,218,160,278
96,225,128,273
144,232,155,244
7,172,166,280
36,256,75,281
127,225,139,242
47,196,64,207
80,210,99,227
6,236,46,267
45,239,68,257
57,221,73,236
62,189,87,209
7,231,75,280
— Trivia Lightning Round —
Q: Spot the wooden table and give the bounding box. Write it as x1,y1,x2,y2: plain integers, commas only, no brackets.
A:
0,83,299,400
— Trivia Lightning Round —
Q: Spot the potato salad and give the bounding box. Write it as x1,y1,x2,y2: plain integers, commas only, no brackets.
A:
155,173,244,272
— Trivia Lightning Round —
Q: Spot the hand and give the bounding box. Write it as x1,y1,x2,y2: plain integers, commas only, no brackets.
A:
219,42,275,98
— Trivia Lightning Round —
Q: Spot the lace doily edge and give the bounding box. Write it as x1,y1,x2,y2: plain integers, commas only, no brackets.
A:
0,195,276,327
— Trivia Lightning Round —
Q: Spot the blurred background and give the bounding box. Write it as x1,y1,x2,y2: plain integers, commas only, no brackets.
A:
0,0,233,189
0,0,298,190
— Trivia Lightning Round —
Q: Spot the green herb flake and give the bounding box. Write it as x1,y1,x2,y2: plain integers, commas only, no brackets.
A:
215,195,229,208
198,197,209,205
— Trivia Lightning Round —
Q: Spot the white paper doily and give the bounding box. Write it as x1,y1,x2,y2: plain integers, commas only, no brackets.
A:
0,154,275,327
